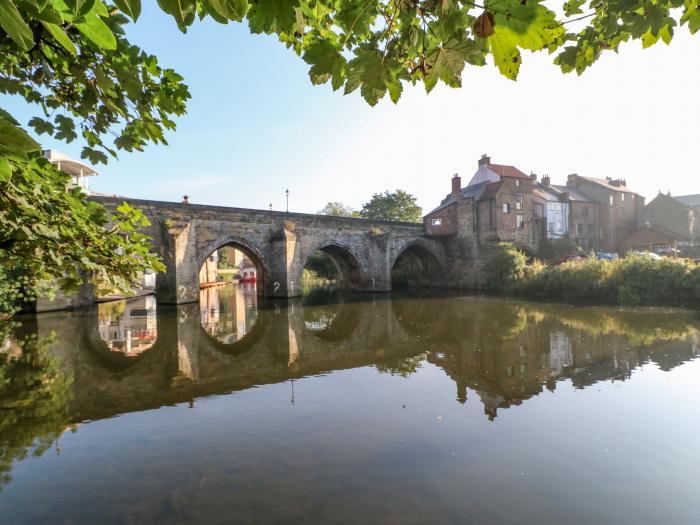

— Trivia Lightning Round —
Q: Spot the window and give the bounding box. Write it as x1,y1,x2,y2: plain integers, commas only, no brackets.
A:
515,194,523,210
609,195,614,206
620,207,625,218
577,223,583,234
431,218,442,226
516,215,525,230
503,203,510,213
621,193,625,202
582,206,589,218
515,180,521,186
587,223,594,234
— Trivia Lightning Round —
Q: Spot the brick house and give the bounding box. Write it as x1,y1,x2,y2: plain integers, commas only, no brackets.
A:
425,155,538,252
618,224,685,254
564,174,645,252
642,192,699,245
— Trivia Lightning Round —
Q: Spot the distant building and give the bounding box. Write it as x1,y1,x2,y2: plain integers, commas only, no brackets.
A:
642,192,700,246
564,174,645,252
43,149,98,192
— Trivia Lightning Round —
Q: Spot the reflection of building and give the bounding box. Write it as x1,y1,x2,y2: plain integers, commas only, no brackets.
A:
200,284,258,344
98,296,157,355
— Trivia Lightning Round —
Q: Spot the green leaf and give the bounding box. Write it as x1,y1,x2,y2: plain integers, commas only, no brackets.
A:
0,156,11,181
0,117,40,154
302,40,346,89
157,0,197,31
114,0,141,20
0,0,35,50
81,146,108,164
41,21,77,54
424,38,485,92
54,114,77,142
247,0,298,33
345,49,402,106
28,116,55,135
205,0,247,21
485,0,564,80
681,5,700,34
334,0,377,40
74,12,117,49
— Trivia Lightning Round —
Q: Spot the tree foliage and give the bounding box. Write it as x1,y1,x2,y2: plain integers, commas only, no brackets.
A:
319,201,358,217
361,189,422,222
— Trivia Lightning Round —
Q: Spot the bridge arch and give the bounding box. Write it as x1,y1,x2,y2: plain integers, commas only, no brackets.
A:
391,239,446,288
197,235,269,294
302,239,366,291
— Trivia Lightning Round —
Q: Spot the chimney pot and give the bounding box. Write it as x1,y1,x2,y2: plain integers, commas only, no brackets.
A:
479,154,491,167
542,175,551,187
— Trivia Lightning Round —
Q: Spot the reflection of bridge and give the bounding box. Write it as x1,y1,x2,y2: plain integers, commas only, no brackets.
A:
92,196,452,303
32,294,700,424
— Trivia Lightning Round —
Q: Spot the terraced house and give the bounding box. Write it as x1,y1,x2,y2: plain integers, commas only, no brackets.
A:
425,155,644,255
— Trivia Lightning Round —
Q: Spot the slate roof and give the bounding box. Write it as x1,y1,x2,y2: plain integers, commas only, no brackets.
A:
576,176,638,194
425,181,490,216
673,194,700,207
549,184,596,202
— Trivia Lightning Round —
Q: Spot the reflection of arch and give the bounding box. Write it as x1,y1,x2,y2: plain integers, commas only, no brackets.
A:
197,235,268,294
303,301,362,342
391,240,445,288
199,308,269,356
305,240,364,290
391,293,444,336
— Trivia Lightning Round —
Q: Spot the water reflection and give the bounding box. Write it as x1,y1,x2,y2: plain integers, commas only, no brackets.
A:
199,284,257,344
0,292,699,523
97,295,157,356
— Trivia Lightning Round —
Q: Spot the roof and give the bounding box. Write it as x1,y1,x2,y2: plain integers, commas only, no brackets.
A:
673,194,700,207
621,224,689,246
487,163,530,179
426,181,489,216
532,185,562,202
575,175,637,194
549,184,596,203
43,149,98,177
479,181,503,201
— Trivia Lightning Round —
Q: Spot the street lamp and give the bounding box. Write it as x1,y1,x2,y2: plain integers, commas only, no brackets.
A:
285,189,289,213
269,202,272,211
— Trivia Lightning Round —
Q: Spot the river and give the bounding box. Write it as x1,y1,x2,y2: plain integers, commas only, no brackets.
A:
0,284,699,524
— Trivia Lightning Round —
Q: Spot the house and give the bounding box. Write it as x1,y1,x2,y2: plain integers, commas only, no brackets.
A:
642,192,699,245
43,149,98,192
618,224,684,255
425,155,538,252
564,174,645,251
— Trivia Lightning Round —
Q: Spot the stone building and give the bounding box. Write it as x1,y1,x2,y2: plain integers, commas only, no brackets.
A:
425,155,539,253
564,174,645,252
642,192,699,245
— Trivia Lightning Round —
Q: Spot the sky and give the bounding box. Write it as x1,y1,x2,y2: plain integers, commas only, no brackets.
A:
4,4,700,214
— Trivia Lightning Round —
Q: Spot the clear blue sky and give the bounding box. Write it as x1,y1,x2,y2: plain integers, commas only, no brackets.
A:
3,4,700,213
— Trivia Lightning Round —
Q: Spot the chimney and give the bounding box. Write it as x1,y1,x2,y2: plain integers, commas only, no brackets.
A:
561,191,570,202
451,173,462,197
566,174,577,187
541,175,550,187
530,172,537,181
479,154,490,167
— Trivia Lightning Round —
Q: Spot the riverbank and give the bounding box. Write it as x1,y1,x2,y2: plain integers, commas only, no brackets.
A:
485,243,700,307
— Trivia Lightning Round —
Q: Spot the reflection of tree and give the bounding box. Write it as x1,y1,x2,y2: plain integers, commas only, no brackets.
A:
375,353,426,378
0,324,74,490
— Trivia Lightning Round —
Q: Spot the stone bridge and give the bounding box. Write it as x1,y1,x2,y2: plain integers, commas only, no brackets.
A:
92,196,448,302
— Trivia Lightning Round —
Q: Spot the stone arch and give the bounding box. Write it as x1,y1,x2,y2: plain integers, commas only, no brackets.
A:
303,239,366,291
391,239,446,288
197,235,269,294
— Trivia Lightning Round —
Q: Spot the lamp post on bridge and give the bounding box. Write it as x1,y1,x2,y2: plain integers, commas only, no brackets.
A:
285,189,289,213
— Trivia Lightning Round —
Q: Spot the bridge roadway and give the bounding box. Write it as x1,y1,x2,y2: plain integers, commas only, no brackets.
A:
92,196,449,302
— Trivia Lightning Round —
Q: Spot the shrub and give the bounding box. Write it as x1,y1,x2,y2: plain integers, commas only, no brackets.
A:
484,243,528,292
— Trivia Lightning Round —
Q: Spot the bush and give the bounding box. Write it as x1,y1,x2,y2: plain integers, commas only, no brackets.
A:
484,243,528,292
490,250,700,307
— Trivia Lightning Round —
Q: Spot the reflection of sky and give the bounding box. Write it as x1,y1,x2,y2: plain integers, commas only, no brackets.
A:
97,296,157,355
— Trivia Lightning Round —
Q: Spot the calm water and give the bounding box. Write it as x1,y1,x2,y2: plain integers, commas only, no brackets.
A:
1,285,699,524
